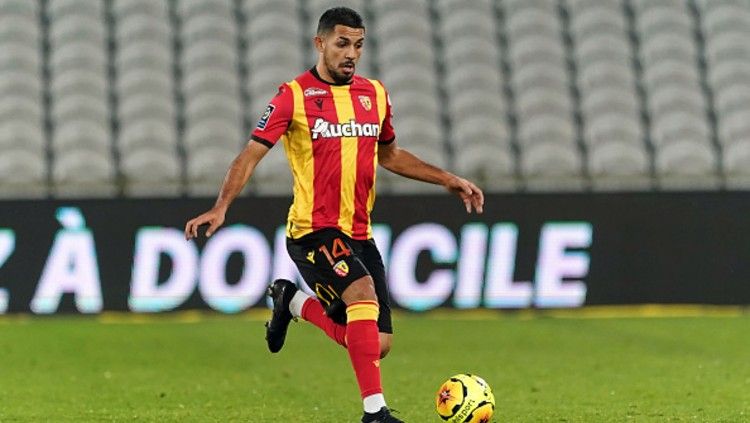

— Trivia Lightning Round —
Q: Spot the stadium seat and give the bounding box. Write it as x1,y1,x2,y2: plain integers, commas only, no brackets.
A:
0,17,40,45
50,70,107,99
182,69,240,97
182,40,238,71
182,15,238,47
588,141,652,191
116,43,172,74
722,140,750,189
441,10,496,39
252,145,293,195
707,61,750,94
445,69,501,97
177,0,234,19
508,36,567,69
118,119,178,154
655,141,720,190
49,43,107,74
184,94,243,126
0,122,45,154
505,9,561,40
442,38,500,69
184,119,243,153
242,0,298,16
454,144,517,192
186,147,237,196
521,141,585,191
0,149,47,198
713,85,750,117
48,16,106,46
648,87,706,118
515,88,573,119
112,0,169,19
121,148,182,197
115,16,171,44
51,94,108,124
717,110,750,145
52,150,116,198
47,0,104,19
0,44,41,73
577,62,635,91
52,121,111,155
517,115,577,147
583,113,643,147
0,71,41,97
651,112,711,148
640,34,697,66
449,91,505,123
0,0,38,17
116,70,173,99
635,7,692,42
511,63,567,94
246,13,301,44
450,117,510,149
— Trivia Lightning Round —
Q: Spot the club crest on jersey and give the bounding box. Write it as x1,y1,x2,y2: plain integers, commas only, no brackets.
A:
310,118,380,140
358,95,372,111
256,104,275,130
333,260,349,277
304,87,328,97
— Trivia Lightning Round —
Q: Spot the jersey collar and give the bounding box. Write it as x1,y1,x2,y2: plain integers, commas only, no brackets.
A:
310,66,353,86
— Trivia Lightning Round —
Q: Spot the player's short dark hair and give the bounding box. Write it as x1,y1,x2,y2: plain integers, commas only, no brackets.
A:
317,7,365,35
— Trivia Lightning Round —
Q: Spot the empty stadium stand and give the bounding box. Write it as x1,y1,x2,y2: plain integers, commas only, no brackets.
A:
1,0,748,197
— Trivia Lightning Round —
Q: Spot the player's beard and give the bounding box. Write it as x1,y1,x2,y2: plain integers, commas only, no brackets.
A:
325,57,355,84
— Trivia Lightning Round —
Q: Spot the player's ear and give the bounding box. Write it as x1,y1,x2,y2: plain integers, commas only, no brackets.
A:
314,35,325,53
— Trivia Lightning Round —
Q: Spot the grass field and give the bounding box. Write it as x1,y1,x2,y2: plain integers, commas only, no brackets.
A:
1,310,748,422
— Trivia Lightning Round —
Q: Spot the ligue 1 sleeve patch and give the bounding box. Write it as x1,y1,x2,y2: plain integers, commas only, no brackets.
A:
256,104,276,130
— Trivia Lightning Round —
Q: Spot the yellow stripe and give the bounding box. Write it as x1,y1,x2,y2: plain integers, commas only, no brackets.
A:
367,80,389,238
285,81,314,239
331,85,357,237
346,302,379,322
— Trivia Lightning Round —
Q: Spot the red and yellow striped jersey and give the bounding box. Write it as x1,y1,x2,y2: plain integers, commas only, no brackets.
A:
251,68,395,240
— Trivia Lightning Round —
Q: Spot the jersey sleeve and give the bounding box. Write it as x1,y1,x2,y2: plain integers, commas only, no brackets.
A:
250,83,294,148
378,89,396,145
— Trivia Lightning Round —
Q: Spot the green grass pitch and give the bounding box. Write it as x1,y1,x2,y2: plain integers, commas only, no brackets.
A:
0,310,748,422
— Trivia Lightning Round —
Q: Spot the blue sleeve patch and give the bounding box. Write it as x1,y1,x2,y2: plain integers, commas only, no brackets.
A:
256,104,276,130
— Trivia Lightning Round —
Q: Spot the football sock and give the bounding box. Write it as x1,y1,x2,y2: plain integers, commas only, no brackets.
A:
289,289,310,318
345,301,383,400
300,297,347,347
363,393,387,414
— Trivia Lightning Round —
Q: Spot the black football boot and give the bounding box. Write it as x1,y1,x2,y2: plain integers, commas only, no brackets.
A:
361,407,405,423
264,279,298,353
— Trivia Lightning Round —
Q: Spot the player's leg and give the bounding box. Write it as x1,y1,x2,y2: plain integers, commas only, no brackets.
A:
267,230,356,352
361,239,393,359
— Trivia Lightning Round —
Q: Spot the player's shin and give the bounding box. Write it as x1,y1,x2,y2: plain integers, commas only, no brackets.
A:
345,301,386,412
299,296,347,347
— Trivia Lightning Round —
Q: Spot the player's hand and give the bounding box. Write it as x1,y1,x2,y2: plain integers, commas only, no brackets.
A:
445,176,484,214
184,207,226,240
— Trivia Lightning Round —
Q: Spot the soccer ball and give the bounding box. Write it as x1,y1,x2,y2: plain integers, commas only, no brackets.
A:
435,374,495,422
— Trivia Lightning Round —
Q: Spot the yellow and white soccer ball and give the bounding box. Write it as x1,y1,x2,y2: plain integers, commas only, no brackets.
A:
435,374,495,422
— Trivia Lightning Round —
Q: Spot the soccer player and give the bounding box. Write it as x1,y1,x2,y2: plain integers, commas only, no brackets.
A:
184,7,484,422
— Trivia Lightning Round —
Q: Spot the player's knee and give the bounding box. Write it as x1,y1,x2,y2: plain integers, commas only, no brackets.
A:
342,276,377,304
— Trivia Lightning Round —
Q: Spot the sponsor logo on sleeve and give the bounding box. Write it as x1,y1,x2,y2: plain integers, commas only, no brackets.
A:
256,104,276,130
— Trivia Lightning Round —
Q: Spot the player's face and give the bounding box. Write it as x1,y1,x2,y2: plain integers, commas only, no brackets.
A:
316,25,364,83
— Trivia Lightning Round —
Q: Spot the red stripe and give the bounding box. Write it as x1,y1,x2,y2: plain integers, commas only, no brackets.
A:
350,80,380,239
301,77,341,231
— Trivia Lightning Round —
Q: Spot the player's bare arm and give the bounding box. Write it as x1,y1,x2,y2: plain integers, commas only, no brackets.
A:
378,141,484,214
184,141,270,239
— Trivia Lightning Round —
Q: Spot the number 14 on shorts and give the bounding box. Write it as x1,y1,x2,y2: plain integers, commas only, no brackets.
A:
319,238,352,277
